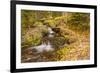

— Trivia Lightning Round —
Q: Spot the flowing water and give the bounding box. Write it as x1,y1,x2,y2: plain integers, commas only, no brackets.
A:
32,27,54,53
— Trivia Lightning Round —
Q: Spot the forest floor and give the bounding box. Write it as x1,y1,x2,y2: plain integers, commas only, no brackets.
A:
21,27,90,63
65,31,90,60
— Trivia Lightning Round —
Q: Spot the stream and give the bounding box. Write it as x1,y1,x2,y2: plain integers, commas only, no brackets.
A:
32,27,55,53
21,27,56,62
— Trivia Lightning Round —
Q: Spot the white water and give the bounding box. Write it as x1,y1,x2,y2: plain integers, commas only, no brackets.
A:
33,42,54,53
48,27,54,34
48,27,54,38
32,27,54,53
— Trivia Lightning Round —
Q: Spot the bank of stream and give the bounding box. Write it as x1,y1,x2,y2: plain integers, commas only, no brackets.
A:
21,26,90,63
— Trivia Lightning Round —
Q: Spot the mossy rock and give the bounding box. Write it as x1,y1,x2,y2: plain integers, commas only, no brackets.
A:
44,19,56,28
52,28,60,33
52,47,70,61
34,21,43,27
21,28,42,49
56,27,78,44
63,35,77,44
42,47,70,61
49,37,66,49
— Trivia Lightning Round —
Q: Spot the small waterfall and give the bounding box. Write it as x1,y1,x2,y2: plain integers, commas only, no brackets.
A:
48,27,54,38
48,27,54,34
32,27,54,53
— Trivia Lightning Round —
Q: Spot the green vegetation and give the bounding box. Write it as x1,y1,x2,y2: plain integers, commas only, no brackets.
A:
21,10,90,62
52,47,70,61
41,47,70,61
67,12,90,31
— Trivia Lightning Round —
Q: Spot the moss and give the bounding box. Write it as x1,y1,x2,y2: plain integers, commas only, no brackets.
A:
31,34,42,46
50,37,66,49
44,19,56,28
55,47,69,60
41,47,70,61
54,16,67,26
21,29,42,49
34,21,43,27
